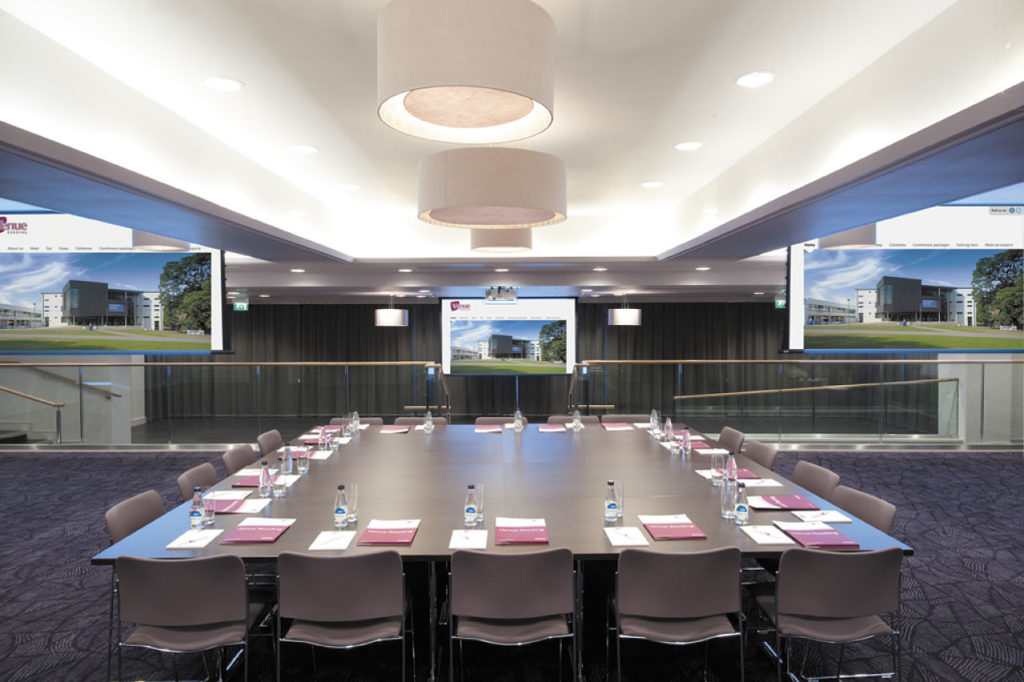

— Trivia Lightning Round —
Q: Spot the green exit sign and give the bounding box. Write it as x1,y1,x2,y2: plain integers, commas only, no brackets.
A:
233,302,249,311
774,299,787,309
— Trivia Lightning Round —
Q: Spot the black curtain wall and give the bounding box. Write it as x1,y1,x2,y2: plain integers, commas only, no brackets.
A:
145,301,937,430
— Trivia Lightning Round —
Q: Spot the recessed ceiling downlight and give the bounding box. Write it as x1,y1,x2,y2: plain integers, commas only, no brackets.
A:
735,71,775,88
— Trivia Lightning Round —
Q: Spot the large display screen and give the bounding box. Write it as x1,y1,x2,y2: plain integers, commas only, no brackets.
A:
0,251,224,354
442,298,576,375
787,207,1023,353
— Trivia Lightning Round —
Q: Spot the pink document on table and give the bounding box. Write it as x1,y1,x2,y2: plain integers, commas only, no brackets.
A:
220,518,294,543
638,514,707,540
774,521,859,548
475,425,502,433
748,494,819,510
380,425,410,434
712,467,760,479
538,424,567,432
601,423,632,431
357,519,421,545
494,517,549,544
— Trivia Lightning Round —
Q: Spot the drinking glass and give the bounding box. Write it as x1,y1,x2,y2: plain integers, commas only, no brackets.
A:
614,480,624,519
346,482,358,525
710,452,725,487
720,479,735,519
202,487,215,527
475,483,484,524
296,447,310,475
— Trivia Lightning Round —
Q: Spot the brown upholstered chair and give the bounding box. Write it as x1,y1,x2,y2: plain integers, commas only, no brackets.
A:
744,439,778,471
450,548,575,681
717,426,746,454
222,444,258,476
104,490,165,682
755,547,902,681
176,462,218,503
256,429,285,456
832,485,897,534
791,460,840,501
277,551,411,681
613,547,744,681
115,555,250,681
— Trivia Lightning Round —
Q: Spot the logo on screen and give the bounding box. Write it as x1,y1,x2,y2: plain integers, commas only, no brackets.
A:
0,217,29,234
450,301,470,311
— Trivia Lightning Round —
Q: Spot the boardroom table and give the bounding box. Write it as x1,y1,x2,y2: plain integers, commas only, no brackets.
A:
93,423,913,680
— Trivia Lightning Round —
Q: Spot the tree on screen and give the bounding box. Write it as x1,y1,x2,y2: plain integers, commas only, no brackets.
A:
972,249,1022,328
159,253,212,333
539,320,566,362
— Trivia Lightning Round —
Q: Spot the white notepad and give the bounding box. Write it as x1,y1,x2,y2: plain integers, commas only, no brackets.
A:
603,526,649,547
449,529,488,549
203,490,251,500
792,510,851,523
166,529,223,549
740,525,796,545
308,530,356,551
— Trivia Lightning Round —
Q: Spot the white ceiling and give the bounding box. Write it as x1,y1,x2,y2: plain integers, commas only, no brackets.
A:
0,0,1022,302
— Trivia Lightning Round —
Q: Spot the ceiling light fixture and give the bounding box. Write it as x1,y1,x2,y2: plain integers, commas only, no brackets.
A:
674,141,703,151
641,181,664,189
131,230,188,251
735,70,775,88
471,229,533,253
202,76,244,92
290,268,305,273
494,268,509,273
695,266,711,271
419,148,565,229
398,268,413,273
375,294,409,327
593,267,607,272
259,294,270,298
377,0,555,144
608,292,642,326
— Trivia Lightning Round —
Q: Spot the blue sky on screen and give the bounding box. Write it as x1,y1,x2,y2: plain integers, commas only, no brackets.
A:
804,248,1003,303
0,252,201,309
450,318,563,349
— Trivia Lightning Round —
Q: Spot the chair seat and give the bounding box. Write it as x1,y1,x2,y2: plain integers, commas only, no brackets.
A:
283,616,403,648
455,615,569,645
620,613,736,644
125,622,246,652
754,592,894,642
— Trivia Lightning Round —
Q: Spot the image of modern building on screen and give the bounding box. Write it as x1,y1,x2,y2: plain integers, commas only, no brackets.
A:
41,280,163,330
860,276,975,325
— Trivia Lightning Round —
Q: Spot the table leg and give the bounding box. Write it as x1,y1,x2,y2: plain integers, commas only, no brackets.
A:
429,560,438,681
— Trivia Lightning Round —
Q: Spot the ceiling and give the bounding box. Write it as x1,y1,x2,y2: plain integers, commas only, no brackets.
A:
0,0,1022,303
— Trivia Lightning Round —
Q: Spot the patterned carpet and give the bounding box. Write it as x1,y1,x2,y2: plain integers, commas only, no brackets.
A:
0,449,1021,681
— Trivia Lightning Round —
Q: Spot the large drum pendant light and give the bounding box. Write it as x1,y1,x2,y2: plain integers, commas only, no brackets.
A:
419,148,566,229
377,0,555,144
470,228,533,253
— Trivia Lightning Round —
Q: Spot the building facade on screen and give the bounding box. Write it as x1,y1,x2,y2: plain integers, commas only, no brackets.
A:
0,303,43,328
41,280,163,329
854,278,975,325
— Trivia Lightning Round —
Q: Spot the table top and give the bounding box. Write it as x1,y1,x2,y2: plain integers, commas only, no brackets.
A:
92,424,912,565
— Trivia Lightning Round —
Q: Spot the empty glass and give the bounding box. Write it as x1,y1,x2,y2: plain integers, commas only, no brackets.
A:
710,452,725,487
346,482,358,525
296,447,310,475
475,483,484,523
720,478,735,519
201,487,215,527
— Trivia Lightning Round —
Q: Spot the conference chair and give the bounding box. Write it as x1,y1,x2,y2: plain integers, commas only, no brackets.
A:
276,551,411,681
832,485,897,534
222,444,258,476
115,555,250,682
600,414,650,424
717,426,746,454
176,462,218,503
547,415,600,425
257,428,286,456
611,547,744,681
755,547,903,681
474,415,529,426
791,460,841,501
449,548,575,681
743,439,778,471
104,490,165,682
395,415,448,427
328,416,385,426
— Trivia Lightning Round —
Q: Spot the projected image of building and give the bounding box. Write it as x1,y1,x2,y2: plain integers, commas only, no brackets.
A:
0,303,43,329
871,276,976,324
488,334,541,360
41,280,163,329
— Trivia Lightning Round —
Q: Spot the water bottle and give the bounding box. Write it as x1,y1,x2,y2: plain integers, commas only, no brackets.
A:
424,410,434,433
334,484,348,528
512,409,524,432
604,480,619,522
681,428,691,456
258,461,272,498
571,408,582,431
283,446,294,477
189,486,205,529
726,451,738,482
663,417,673,443
649,408,659,432
352,411,360,432
734,482,749,525
464,484,480,527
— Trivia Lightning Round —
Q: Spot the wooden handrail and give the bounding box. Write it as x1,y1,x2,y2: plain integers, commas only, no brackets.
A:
673,377,958,401
0,360,441,368
580,358,1023,366
2,362,122,398
0,384,64,408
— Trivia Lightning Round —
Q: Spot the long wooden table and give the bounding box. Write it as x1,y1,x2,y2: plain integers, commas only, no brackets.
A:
93,423,912,681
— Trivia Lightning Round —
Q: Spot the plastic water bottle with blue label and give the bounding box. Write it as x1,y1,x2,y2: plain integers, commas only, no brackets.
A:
334,484,348,528
734,482,749,525
424,410,434,433
512,409,524,432
189,486,205,529
604,480,619,522
464,484,479,527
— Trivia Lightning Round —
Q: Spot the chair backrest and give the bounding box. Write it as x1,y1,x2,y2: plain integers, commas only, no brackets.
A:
278,551,404,622
105,489,164,543
394,416,448,426
600,414,649,424
717,426,745,453
176,462,218,502
547,415,600,425
451,548,573,620
777,547,902,620
744,439,778,471
474,415,529,426
832,485,897,534
792,460,840,501
222,444,257,476
116,555,248,627
328,416,384,426
256,428,285,456
618,547,740,620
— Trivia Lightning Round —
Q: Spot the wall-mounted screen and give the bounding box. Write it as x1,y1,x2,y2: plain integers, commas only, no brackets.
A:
442,298,576,375
787,206,1023,353
0,250,224,354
